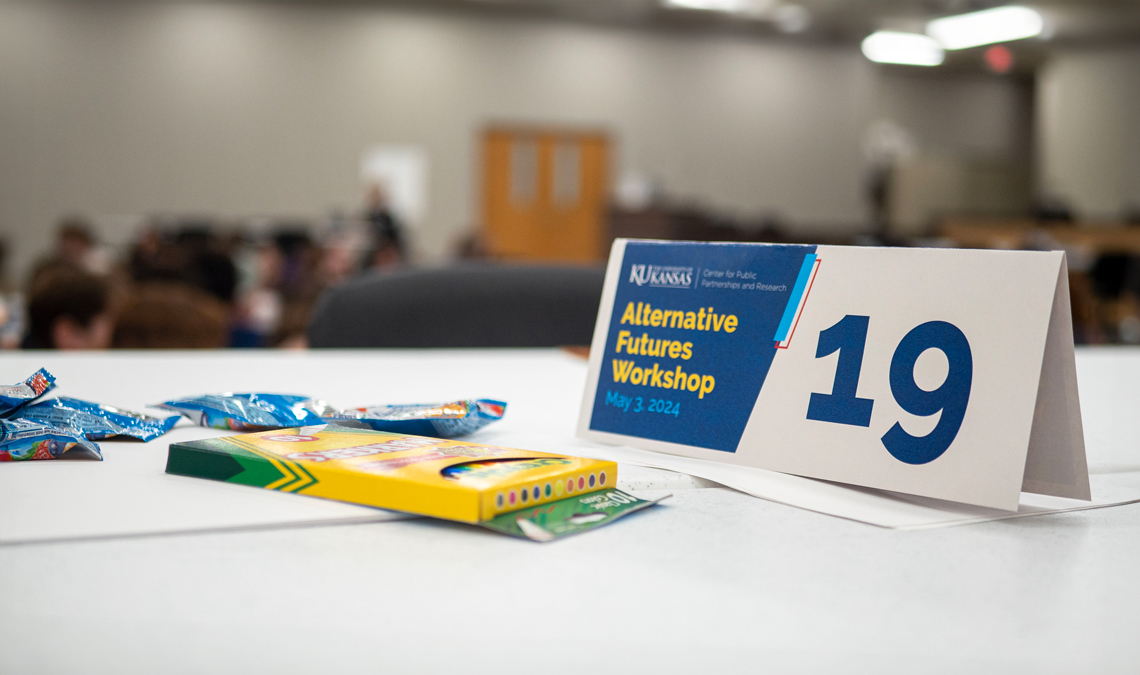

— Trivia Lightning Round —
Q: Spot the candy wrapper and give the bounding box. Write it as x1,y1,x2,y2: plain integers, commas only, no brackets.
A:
158,393,505,438
18,397,179,442
480,488,667,542
323,399,506,438
155,393,334,431
0,368,57,418
0,418,102,462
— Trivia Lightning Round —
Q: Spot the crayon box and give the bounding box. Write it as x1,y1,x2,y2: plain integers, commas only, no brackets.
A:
166,425,617,523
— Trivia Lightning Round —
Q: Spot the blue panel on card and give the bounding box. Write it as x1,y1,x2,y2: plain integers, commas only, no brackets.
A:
589,241,816,452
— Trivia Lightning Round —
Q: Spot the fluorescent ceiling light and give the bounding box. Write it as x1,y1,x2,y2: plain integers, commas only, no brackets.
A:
662,0,776,16
861,31,945,67
774,4,810,33
663,0,748,12
927,6,1044,50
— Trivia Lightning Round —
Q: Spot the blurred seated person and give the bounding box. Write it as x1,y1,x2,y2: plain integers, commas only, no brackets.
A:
317,222,366,287
25,265,112,350
272,300,312,350
364,184,406,269
231,241,284,348
232,229,326,348
0,238,23,349
455,231,490,260
32,216,109,278
128,225,186,284
369,238,404,270
175,226,239,305
113,282,229,349
272,229,319,296
128,224,239,305
1126,202,1140,226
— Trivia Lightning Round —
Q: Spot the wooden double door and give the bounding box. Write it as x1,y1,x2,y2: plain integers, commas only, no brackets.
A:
481,127,610,262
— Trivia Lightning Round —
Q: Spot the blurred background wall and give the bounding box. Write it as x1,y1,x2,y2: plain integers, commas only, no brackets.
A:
1,0,1039,280
1038,45,1140,220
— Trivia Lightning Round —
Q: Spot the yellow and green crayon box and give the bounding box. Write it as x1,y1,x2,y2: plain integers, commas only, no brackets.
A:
165,425,619,523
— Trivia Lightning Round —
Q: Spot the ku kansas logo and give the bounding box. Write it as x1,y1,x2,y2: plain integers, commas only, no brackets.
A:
628,264,693,289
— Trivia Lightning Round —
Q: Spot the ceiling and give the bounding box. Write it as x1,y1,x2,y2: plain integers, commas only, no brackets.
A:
412,0,1140,44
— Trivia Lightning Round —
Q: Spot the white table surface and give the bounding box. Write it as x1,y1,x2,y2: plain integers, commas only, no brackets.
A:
2,348,1139,674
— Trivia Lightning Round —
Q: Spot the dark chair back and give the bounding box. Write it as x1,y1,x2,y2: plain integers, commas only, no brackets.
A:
307,264,606,348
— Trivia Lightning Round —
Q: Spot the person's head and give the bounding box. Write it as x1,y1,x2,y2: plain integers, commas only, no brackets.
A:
189,250,238,305
254,243,284,290
0,237,10,290
365,183,388,211
27,266,112,350
318,244,358,286
369,240,404,270
56,217,96,266
112,282,229,349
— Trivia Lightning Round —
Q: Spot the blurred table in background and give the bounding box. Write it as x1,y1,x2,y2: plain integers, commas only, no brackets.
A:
940,218,1140,254
608,206,757,245
940,218,1140,343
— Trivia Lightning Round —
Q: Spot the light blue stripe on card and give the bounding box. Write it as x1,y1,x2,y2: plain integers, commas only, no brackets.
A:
773,253,817,342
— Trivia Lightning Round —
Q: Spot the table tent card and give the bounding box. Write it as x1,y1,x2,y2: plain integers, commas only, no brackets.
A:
578,240,1090,512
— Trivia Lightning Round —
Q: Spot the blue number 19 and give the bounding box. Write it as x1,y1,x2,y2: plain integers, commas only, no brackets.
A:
806,316,973,465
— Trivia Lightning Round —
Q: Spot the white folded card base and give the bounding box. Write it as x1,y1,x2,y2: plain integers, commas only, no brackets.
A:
578,240,1091,512
563,441,1139,530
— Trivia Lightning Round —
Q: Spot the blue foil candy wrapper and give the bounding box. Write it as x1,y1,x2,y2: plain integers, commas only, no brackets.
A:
157,393,506,438
322,399,507,438
0,368,57,418
0,418,102,462
18,397,180,442
155,393,333,431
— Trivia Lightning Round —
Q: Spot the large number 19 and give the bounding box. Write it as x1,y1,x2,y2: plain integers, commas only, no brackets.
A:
806,316,973,465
